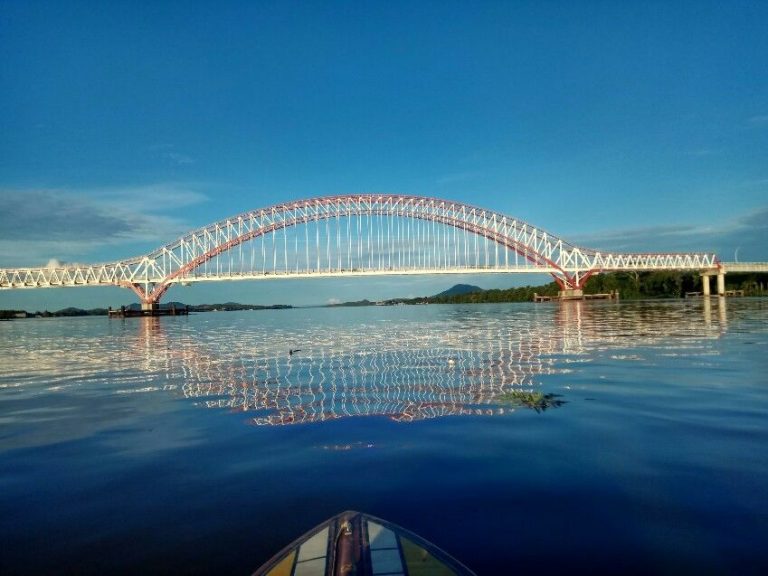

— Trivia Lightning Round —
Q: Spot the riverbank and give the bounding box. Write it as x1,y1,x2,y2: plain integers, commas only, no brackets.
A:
0,302,293,319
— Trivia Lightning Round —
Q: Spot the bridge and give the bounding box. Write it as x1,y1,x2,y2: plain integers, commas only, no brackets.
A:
699,262,768,296
0,194,750,307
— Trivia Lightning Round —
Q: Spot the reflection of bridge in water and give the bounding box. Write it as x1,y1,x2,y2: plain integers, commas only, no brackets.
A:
190,345,561,425
140,317,568,424
129,300,727,425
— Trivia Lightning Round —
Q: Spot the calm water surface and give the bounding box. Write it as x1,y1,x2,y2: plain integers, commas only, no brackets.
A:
1,299,767,574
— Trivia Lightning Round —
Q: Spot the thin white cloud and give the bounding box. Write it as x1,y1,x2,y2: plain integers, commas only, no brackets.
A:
571,206,768,259
148,143,195,165
748,114,768,126
0,239,103,267
165,152,195,165
99,184,208,211
0,184,209,266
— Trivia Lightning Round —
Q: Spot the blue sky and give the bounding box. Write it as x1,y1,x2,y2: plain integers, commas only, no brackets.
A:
1,1,766,309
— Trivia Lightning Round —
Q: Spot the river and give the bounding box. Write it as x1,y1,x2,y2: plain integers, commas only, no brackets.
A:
1,299,767,574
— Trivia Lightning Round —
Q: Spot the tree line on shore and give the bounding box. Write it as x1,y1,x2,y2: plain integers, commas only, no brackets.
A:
372,271,768,305
2,271,766,319
451,271,766,304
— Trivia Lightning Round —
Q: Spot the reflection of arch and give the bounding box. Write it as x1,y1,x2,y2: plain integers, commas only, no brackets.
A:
112,300,725,426
174,331,564,425
1,195,718,304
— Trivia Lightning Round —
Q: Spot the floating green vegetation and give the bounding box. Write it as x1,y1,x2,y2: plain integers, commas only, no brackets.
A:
495,390,566,413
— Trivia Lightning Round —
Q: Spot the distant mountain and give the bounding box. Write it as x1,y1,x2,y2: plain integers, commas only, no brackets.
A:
433,284,483,298
327,299,375,307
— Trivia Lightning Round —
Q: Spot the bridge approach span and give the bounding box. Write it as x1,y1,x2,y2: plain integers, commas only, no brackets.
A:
0,194,719,306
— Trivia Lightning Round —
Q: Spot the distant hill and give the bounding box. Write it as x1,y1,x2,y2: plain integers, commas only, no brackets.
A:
328,284,486,307
433,284,483,298
327,299,374,307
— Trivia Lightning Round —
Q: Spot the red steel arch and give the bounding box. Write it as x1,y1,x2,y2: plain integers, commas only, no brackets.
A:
138,194,575,303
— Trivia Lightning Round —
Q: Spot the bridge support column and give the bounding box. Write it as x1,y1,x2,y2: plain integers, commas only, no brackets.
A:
701,275,710,297
717,273,726,297
558,288,584,300
141,301,159,312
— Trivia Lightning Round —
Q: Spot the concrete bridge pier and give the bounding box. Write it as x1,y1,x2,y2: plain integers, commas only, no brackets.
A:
558,288,584,300
701,271,727,297
717,272,726,297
